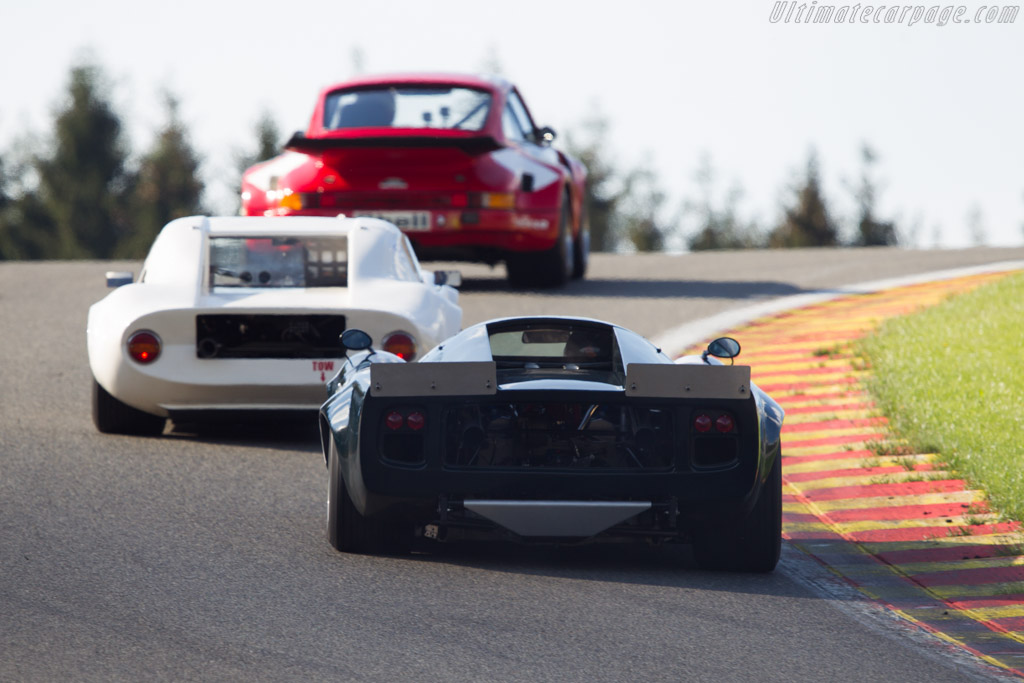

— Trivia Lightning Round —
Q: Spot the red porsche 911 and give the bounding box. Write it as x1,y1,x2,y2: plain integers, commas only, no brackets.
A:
240,73,588,287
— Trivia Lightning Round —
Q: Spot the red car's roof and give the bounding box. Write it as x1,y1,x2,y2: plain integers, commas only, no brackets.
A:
317,72,509,96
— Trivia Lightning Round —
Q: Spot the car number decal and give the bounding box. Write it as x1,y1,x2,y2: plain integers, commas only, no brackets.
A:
355,211,431,231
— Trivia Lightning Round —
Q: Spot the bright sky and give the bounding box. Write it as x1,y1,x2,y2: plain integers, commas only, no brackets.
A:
2,0,1022,248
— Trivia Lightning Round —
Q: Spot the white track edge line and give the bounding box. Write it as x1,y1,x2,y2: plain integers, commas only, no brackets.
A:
652,260,1024,358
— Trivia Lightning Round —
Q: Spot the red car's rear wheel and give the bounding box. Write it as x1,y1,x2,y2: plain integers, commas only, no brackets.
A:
571,197,590,280
505,192,574,288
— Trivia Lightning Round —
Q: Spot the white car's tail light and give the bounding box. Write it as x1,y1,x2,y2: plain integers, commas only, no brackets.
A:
382,331,417,361
127,330,161,364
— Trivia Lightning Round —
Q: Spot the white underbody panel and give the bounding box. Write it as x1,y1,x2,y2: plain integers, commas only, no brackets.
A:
464,500,652,537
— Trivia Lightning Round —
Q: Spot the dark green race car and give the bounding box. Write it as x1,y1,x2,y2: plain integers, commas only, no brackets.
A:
318,316,784,572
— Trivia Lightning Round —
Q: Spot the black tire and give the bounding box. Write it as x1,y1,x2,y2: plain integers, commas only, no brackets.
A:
571,196,589,280
327,440,409,554
505,192,574,288
92,379,166,436
693,451,782,572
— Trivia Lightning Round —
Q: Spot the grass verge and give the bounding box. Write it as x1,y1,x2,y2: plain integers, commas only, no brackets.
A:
857,271,1024,522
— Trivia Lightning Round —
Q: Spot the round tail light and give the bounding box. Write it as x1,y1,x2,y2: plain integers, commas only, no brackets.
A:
382,331,417,361
385,411,404,431
406,411,426,431
715,414,735,433
127,331,161,364
694,414,712,433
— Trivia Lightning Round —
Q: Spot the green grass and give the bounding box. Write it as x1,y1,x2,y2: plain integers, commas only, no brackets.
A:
864,439,914,457
857,272,1024,522
812,343,847,358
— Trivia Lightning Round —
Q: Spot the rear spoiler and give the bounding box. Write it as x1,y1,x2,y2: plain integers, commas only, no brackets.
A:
286,132,501,154
370,362,497,397
625,364,751,399
369,361,751,400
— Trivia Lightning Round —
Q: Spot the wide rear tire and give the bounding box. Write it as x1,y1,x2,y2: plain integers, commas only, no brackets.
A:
571,197,589,280
505,193,574,288
92,379,166,436
693,451,782,572
327,439,410,555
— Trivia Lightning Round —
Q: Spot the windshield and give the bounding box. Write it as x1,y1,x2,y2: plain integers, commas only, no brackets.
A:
208,236,347,288
323,86,492,131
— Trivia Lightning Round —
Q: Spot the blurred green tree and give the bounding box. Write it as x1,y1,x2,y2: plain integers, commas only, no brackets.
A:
685,153,763,250
33,61,134,258
0,154,18,259
849,143,898,246
119,92,204,258
0,194,60,260
769,149,838,248
966,203,986,246
619,166,671,252
236,110,281,173
0,155,8,212
564,111,626,252
0,145,61,259
233,110,282,212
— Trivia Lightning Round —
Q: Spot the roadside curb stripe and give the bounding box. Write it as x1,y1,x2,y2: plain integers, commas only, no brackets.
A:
684,269,1024,675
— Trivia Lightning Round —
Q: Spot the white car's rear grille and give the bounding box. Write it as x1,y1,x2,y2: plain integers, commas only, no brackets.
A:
195,314,345,359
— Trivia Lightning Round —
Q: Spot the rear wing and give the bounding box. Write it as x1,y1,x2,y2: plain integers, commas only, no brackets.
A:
286,131,501,155
369,362,750,400
624,364,751,399
370,362,497,397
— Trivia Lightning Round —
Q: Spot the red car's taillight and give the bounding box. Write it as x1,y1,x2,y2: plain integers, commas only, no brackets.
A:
127,331,161,364
382,331,417,361
468,192,516,209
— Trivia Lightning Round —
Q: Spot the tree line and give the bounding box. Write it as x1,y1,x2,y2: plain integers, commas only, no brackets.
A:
0,61,278,261
0,59,899,261
567,114,899,253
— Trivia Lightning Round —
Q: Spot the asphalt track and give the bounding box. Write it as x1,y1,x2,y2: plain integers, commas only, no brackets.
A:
3,247,1024,681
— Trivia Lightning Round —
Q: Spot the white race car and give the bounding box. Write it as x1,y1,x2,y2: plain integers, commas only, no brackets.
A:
87,215,463,435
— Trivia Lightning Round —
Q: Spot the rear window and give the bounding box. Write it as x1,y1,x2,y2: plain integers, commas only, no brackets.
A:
208,236,347,288
323,86,491,132
487,322,616,367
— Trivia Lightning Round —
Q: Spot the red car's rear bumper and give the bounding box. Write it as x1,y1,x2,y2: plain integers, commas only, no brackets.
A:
272,207,561,259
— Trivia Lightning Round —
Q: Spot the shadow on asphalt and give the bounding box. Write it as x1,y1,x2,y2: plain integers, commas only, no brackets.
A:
363,538,803,594
164,418,321,453
457,276,831,300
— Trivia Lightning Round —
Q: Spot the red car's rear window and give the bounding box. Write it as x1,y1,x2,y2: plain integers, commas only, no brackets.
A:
323,86,491,132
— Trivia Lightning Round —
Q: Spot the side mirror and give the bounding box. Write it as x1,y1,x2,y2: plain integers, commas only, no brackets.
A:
703,337,741,362
433,270,463,288
340,329,373,351
106,271,134,288
537,126,556,145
